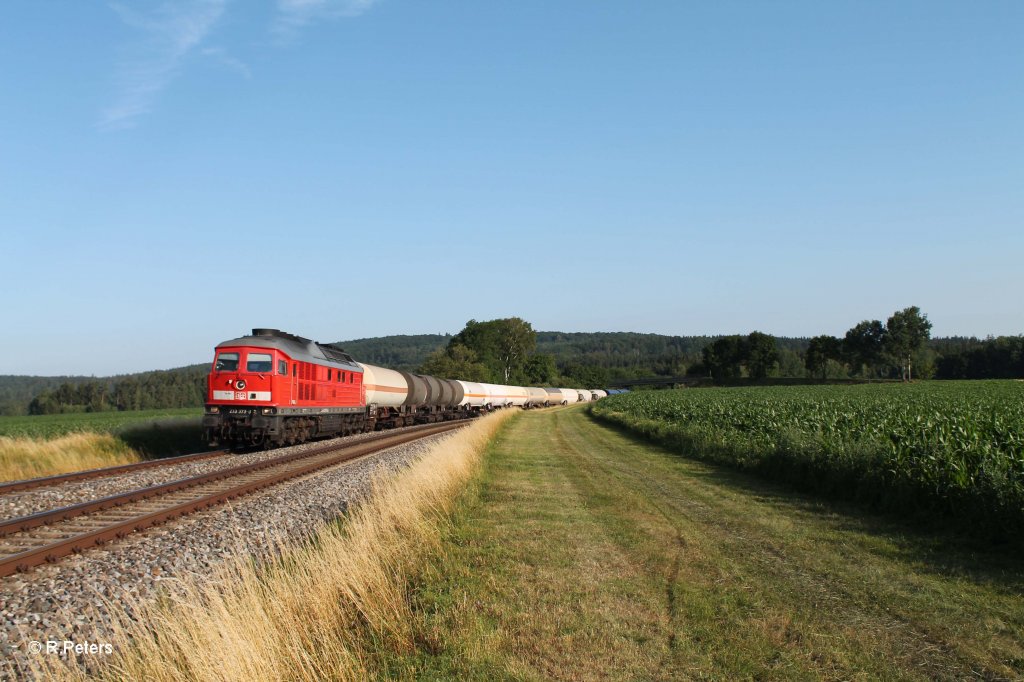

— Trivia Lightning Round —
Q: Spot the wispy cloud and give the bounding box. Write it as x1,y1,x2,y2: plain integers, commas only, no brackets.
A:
202,46,252,79
100,0,228,130
273,0,379,43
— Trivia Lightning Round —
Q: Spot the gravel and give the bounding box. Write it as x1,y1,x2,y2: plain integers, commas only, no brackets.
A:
0,431,453,680
0,429,399,520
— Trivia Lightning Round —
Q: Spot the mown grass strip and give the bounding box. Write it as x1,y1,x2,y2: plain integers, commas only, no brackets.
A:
385,406,1024,680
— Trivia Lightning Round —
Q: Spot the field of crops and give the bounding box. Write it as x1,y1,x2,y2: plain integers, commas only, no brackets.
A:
592,381,1024,537
0,408,201,439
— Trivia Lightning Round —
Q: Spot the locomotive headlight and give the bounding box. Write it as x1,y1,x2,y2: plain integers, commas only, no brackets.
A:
206,406,220,414
262,407,275,415
235,380,246,390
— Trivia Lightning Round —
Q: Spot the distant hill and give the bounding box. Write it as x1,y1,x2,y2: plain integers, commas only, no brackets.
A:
0,375,95,408
334,334,451,371
331,331,784,378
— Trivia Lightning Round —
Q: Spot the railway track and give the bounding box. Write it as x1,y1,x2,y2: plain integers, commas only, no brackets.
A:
0,421,466,578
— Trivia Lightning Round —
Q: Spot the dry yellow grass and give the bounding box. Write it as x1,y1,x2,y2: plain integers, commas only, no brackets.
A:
0,433,141,482
49,409,518,682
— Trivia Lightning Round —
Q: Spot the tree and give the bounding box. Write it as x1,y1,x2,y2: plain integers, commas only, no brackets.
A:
745,331,779,379
562,362,609,389
843,320,887,377
418,344,490,382
450,318,537,383
884,306,932,381
702,336,746,380
523,353,559,384
805,335,842,380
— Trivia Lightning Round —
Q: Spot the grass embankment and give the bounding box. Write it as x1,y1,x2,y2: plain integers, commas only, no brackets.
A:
49,409,518,682
0,408,204,481
0,433,141,482
592,382,1024,539
388,406,1023,679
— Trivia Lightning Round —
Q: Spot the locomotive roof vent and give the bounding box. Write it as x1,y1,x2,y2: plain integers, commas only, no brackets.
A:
250,328,316,345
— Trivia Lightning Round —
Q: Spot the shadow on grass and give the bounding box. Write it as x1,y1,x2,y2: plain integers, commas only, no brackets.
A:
585,410,1024,593
116,417,206,458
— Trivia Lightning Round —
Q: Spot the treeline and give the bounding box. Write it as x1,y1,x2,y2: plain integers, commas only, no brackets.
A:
701,308,1023,383
3,321,1020,416
701,307,934,382
699,332,782,380
0,375,95,416
25,366,209,415
935,336,1024,379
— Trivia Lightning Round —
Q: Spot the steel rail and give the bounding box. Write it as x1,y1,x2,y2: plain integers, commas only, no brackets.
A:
0,421,466,577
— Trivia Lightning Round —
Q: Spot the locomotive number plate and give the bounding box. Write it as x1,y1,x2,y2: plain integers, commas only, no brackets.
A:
235,391,247,400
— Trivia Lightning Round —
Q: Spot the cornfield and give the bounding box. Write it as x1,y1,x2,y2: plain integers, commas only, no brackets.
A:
592,381,1024,537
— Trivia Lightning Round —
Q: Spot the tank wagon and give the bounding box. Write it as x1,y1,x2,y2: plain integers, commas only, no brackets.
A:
203,329,592,448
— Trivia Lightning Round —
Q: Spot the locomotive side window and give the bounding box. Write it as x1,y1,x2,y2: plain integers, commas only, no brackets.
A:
247,353,273,372
279,360,287,375
328,369,333,381
215,352,239,371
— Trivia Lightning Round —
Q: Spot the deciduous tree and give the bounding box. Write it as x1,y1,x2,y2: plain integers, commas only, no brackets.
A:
884,306,932,381
745,331,779,379
805,335,842,380
843,320,887,377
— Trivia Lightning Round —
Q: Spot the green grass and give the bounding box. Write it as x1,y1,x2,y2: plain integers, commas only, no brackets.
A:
592,381,1024,539
384,406,1024,680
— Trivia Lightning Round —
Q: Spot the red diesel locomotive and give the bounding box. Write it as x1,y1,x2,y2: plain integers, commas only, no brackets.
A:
203,329,368,447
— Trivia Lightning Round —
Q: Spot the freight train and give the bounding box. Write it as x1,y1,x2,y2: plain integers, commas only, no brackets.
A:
203,329,605,448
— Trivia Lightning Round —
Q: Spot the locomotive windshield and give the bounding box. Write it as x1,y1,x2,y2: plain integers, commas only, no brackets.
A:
214,352,239,371
246,352,273,372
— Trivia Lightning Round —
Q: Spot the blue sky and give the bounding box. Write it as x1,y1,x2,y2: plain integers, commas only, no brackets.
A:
1,1,1021,375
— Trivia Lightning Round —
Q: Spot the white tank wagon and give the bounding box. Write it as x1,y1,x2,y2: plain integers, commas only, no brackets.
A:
506,385,529,407
577,389,593,402
357,363,408,407
543,387,565,406
456,381,489,408
525,387,549,408
482,384,529,407
477,383,501,407
591,389,608,399
559,388,579,404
